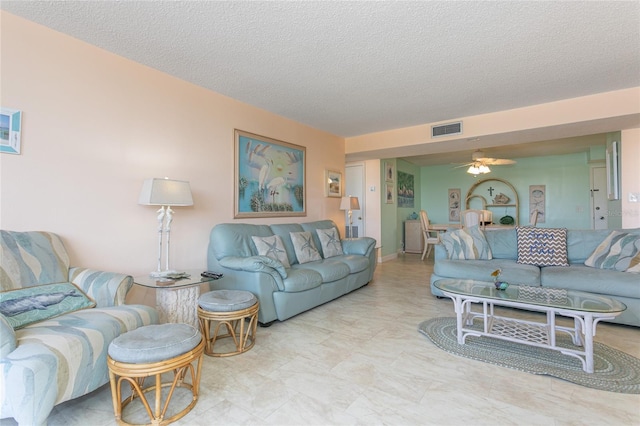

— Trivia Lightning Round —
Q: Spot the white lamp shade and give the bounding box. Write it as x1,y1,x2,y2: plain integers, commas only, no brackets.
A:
138,178,193,206
340,196,360,210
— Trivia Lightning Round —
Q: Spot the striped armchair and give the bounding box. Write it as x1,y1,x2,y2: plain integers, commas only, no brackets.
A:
0,231,158,426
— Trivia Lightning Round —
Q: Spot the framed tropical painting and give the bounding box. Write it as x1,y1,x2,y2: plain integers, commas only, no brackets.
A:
234,129,306,218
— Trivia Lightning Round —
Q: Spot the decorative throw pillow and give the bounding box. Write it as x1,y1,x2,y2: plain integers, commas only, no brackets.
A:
316,227,344,258
584,231,640,273
290,231,322,264
251,235,291,268
440,226,493,260
0,282,95,329
516,227,569,266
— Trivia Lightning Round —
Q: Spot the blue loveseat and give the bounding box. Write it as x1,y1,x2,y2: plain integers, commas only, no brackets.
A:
430,228,640,327
0,231,158,426
207,220,377,325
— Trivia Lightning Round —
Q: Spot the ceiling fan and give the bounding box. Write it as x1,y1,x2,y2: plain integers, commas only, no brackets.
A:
454,150,517,175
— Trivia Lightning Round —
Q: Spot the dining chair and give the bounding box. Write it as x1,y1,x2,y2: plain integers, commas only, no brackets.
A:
530,209,539,226
419,210,440,260
461,209,485,229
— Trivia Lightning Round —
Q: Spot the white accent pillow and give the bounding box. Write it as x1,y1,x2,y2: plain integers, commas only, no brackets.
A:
251,235,290,268
316,227,344,258
290,231,322,264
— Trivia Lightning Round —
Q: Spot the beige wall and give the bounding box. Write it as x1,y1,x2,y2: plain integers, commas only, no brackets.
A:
345,87,640,159
0,12,345,276
621,128,640,228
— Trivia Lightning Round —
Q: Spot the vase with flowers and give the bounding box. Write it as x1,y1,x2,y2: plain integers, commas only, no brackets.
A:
491,269,509,290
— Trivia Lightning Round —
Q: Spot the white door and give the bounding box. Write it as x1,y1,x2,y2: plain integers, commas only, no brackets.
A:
345,163,365,238
591,166,608,230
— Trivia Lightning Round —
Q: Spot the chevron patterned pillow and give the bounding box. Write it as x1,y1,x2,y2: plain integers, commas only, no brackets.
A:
516,227,569,267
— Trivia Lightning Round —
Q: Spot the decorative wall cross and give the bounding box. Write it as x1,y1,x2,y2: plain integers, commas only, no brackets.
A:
487,186,495,196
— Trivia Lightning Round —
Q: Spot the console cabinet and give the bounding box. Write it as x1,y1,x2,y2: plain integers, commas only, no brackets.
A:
404,220,423,253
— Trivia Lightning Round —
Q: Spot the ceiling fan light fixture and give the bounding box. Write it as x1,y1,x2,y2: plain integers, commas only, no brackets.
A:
479,164,491,174
467,165,480,175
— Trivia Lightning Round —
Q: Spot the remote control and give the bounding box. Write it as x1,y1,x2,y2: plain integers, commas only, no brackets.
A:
201,271,223,279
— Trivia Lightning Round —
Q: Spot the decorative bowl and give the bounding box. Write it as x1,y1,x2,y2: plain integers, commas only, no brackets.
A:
494,281,509,291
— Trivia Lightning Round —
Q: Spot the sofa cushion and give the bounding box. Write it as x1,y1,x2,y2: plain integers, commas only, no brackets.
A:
333,254,370,274
292,260,350,283
0,282,96,329
316,227,344,258
1,230,70,290
440,226,492,260
484,229,518,260
584,231,640,273
516,227,568,267
542,264,640,299
209,223,274,259
251,235,291,268
289,231,322,264
281,268,323,292
434,259,541,286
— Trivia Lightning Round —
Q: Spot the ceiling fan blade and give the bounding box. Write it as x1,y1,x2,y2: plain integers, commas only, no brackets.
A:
452,162,474,168
486,159,516,165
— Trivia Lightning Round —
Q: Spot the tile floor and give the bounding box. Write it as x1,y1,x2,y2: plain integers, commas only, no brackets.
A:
3,254,639,425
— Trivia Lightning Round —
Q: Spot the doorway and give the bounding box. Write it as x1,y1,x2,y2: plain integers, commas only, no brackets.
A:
591,166,608,230
345,163,365,238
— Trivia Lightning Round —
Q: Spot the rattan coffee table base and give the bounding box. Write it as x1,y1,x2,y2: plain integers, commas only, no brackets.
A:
107,339,204,426
198,302,259,357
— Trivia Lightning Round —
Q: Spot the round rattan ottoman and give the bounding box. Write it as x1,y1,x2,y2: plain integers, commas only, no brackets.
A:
197,289,259,357
107,323,204,426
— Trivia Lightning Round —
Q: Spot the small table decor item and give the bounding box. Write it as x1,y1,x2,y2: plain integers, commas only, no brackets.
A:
491,268,509,290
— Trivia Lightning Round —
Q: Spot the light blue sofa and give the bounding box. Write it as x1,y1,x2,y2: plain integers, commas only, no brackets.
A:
207,220,377,325
0,231,158,426
430,228,640,327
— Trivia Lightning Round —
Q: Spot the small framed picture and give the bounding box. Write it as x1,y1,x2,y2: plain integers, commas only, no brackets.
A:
325,169,342,198
1,108,22,155
384,161,394,182
385,183,394,204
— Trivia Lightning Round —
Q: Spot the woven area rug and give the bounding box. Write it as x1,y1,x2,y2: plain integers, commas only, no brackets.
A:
418,317,640,394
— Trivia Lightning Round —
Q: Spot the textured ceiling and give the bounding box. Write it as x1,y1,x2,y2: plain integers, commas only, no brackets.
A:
2,1,639,164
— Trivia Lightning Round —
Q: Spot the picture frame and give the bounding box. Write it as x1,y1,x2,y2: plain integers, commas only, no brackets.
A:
448,188,461,222
384,161,394,183
397,171,414,208
385,183,394,204
529,185,546,223
1,107,22,155
606,141,619,201
234,129,306,218
325,169,342,198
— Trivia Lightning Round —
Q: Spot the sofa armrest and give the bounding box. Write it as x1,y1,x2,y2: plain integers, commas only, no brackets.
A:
69,268,133,308
219,255,287,281
434,243,448,260
0,313,16,358
341,237,376,256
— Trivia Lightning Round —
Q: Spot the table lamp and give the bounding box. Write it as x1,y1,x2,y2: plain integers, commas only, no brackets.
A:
139,177,193,277
340,196,360,239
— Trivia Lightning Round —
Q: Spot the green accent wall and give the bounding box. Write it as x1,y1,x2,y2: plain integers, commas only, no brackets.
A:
420,152,596,229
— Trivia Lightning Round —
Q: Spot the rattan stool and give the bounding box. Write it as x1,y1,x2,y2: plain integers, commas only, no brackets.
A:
197,289,259,357
107,323,204,426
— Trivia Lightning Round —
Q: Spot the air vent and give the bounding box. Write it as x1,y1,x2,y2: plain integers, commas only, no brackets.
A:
431,121,462,138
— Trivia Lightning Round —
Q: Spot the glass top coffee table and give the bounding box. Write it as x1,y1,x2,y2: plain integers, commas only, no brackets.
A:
134,270,218,327
434,279,626,373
